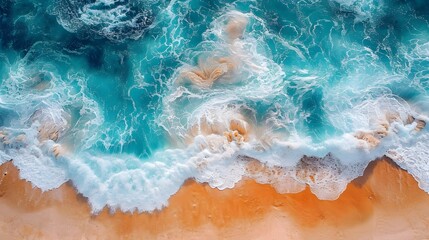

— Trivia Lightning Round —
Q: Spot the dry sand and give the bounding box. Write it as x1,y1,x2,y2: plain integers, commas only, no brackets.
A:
1,157,429,240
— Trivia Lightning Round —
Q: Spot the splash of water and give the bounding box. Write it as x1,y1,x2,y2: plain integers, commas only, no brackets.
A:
0,0,428,212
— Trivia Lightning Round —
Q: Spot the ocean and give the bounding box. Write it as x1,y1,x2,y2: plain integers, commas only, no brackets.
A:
0,0,428,213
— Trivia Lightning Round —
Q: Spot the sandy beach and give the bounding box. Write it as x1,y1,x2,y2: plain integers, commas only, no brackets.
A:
1,157,429,240
1,1,429,239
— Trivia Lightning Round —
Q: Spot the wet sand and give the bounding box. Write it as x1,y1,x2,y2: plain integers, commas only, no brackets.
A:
1,157,429,239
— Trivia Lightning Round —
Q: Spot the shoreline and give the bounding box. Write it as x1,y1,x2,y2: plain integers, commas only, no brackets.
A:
1,157,429,239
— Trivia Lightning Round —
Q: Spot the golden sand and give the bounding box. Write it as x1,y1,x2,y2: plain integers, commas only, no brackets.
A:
1,158,429,239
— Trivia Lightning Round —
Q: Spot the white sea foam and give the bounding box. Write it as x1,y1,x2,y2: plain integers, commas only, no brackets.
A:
1,8,429,214
48,0,159,41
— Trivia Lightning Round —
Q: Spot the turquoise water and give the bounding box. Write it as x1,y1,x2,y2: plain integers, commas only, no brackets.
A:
0,0,428,212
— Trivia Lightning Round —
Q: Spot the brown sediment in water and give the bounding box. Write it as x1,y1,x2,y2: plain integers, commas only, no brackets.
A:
1,157,429,239
32,80,51,91
354,131,380,148
354,113,427,148
187,111,251,146
180,57,236,88
178,13,246,89
225,14,248,41
404,114,426,132
415,119,426,131
28,109,71,142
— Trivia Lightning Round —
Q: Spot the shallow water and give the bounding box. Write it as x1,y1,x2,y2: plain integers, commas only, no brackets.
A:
0,0,428,212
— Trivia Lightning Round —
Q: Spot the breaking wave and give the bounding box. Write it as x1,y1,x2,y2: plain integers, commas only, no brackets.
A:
0,0,428,212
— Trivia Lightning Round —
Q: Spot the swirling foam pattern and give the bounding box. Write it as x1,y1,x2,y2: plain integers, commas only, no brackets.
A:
0,0,428,212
